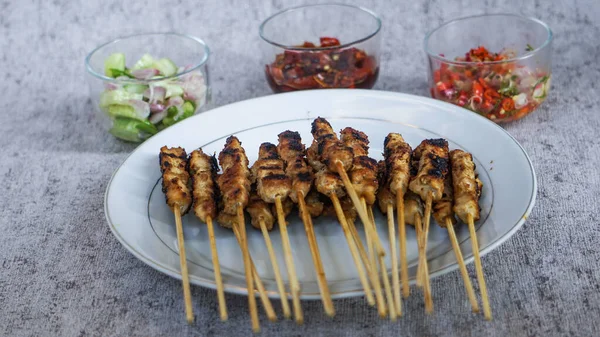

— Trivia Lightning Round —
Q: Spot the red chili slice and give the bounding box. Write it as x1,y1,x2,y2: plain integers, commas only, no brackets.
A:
319,37,341,47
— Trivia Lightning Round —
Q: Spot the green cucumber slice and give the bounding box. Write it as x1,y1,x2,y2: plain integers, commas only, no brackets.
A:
154,58,178,77
123,84,148,94
182,101,195,119
109,118,142,142
104,53,126,77
164,84,184,98
135,119,158,135
166,106,179,118
107,105,136,119
132,54,155,70
99,90,143,108
109,117,157,142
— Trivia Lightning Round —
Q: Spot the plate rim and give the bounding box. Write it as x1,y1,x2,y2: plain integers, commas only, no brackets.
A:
104,89,537,299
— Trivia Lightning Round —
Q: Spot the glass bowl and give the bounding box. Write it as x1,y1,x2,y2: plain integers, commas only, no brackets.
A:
85,33,210,142
259,4,382,93
425,14,552,123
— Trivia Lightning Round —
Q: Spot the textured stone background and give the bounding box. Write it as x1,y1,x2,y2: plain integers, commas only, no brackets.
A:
1,0,599,336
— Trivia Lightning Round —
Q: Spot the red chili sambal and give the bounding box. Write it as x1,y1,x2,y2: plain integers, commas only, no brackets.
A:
266,37,379,92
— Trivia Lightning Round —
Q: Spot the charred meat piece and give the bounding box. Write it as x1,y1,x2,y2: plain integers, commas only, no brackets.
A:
277,131,313,202
384,133,413,196
315,169,346,198
216,136,251,214
189,149,219,223
304,189,325,218
160,146,192,215
311,117,354,172
408,138,449,201
252,142,292,203
376,160,394,213
340,127,378,205
450,149,481,223
403,191,424,226
246,185,275,231
432,171,456,227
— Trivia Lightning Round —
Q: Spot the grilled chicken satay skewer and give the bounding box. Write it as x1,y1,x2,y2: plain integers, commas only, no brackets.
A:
450,149,491,320
216,136,261,332
308,143,375,306
252,142,303,324
432,169,479,313
409,138,450,313
277,131,335,317
189,149,227,321
383,133,413,300
340,127,388,318
159,146,194,323
217,211,276,321
311,118,385,257
246,185,291,319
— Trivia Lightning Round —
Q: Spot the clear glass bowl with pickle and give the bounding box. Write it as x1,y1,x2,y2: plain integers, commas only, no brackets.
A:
425,14,552,123
85,33,210,142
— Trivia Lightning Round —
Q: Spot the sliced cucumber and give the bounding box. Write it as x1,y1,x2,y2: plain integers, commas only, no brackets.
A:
135,119,158,135
132,54,155,70
99,90,143,108
109,117,158,142
154,58,178,77
166,106,179,118
182,101,195,119
124,83,148,94
162,83,184,98
162,102,195,127
162,116,176,127
107,105,136,119
104,53,126,77
109,117,142,142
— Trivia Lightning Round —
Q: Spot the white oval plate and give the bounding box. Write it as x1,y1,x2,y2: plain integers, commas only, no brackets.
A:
105,89,536,299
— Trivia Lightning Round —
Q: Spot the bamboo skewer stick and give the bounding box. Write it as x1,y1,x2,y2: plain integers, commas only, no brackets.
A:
251,262,277,322
259,218,291,319
386,204,401,316
415,213,424,288
275,196,303,325
335,161,386,257
297,192,335,317
446,218,479,313
368,205,397,320
330,193,375,305
415,215,433,313
468,214,492,320
418,192,433,286
395,191,410,298
422,252,433,314
232,224,277,322
206,216,227,321
236,205,260,332
361,198,387,318
173,207,194,323
348,221,374,278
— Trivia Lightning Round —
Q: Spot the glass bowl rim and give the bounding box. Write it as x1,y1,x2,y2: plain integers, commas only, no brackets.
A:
424,13,553,66
259,3,382,51
85,32,210,84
